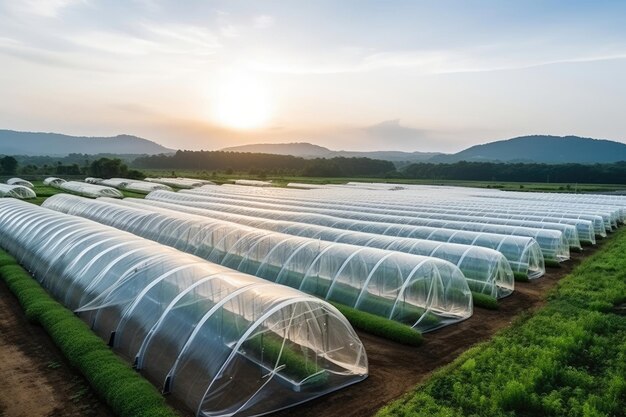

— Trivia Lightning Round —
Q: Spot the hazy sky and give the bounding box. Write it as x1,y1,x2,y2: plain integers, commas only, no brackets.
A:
1,0,625,152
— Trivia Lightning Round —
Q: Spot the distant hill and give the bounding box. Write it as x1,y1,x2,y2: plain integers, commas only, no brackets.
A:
432,135,626,164
0,130,173,156
221,142,441,163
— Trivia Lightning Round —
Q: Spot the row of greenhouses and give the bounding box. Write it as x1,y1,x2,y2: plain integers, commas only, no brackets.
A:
43,194,474,329
0,199,367,417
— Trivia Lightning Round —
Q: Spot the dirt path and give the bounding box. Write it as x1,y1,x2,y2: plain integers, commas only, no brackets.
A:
0,280,114,417
274,246,601,417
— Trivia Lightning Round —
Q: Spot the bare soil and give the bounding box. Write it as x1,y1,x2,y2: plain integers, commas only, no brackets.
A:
0,243,602,417
0,280,114,417
273,245,602,417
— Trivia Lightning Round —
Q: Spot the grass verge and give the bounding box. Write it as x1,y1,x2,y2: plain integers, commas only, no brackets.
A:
0,251,179,417
330,302,423,346
376,227,626,417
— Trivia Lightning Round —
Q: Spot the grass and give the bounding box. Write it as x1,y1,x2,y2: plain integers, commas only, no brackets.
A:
0,251,179,417
376,227,626,417
330,302,423,346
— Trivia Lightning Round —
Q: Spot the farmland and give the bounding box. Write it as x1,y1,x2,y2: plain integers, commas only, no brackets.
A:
0,178,625,417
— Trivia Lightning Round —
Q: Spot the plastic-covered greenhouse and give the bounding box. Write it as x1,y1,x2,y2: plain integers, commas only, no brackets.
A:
84,177,103,184
0,199,367,417
7,177,34,188
0,184,36,199
187,188,596,245
54,181,124,198
43,194,473,331
145,177,212,189
146,190,569,265
99,196,515,298
44,177,67,186
183,188,583,249
99,178,173,194
234,179,273,187
140,192,545,278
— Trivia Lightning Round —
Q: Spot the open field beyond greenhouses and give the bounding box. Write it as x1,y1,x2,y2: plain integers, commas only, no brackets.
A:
1,179,625,417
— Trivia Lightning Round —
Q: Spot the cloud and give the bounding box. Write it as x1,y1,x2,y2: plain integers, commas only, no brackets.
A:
252,45,626,75
7,0,85,18
253,15,274,29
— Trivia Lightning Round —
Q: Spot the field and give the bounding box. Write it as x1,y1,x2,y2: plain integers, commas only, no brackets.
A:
0,178,625,417
141,170,626,193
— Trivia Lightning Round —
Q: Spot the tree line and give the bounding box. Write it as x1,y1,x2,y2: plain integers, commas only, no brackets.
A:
132,150,396,177
399,161,626,184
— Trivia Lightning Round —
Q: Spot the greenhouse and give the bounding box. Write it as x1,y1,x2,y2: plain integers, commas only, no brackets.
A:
0,199,368,417
145,177,213,189
190,188,598,243
234,179,273,187
98,178,173,194
44,194,474,332
147,190,569,264
43,177,67,186
182,188,584,249
54,181,124,198
200,184,616,235
0,184,36,199
6,177,34,188
135,194,544,279
84,177,103,184
102,197,515,298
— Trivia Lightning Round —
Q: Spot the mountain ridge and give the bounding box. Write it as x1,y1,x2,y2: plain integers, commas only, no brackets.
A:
0,129,173,156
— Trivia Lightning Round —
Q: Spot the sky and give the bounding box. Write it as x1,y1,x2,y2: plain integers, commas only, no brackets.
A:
1,0,625,153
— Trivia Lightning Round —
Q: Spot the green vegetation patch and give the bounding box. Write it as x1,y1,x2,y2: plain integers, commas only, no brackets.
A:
330,302,423,346
0,251,179,417
471,292,499,310
377,228,626,417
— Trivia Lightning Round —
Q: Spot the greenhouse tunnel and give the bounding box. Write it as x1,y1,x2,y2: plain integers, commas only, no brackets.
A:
101,196,515,298
145,190,563,267
186,187,597,245
181,188,586,248
137,192,545,279
0,199,367,417
0,184,36,199
53,181,124,198
43,194,474,332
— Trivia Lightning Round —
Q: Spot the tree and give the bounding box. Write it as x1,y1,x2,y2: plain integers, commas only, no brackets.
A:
0,156,18,175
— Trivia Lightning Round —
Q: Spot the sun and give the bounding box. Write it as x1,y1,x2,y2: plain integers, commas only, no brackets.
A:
212,73,273,130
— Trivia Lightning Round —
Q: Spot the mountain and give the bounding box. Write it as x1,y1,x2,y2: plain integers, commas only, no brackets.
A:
432,135,626,164
221,142,441,163
0,130,173,156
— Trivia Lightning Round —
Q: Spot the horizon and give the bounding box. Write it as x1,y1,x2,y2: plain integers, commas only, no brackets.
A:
1,1,625,152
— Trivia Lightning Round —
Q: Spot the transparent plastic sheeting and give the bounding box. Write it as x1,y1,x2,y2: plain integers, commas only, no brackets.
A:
0,184,36,199
147,190,568,264
192,187,597,244
52,181,124,198
99,178,173,194
101,197,515,298
139,192,545,279
43,177,67,186
85,177,103,184
0,199,367,417
6,177,34,188
43,194,473,331
324,185,624,230
145,177,215,189
182,188,583,249
234,179,273,187
210,184,613,237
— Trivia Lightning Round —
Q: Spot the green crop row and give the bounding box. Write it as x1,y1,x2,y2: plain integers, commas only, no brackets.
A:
0,252,179,417
377,227,626,417
330,302,423,346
